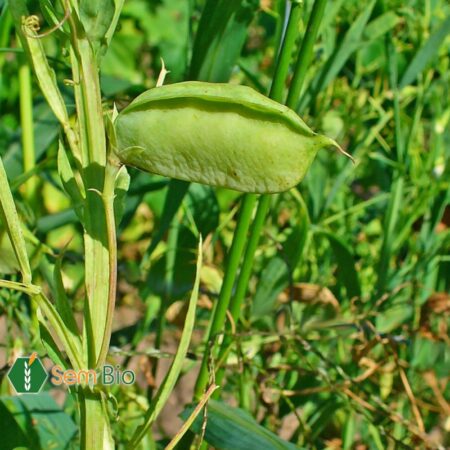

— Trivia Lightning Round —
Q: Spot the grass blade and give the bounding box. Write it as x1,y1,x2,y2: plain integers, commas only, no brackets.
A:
189,0,257,82
127,237,203,448
400,14,450,88
0,157,32,283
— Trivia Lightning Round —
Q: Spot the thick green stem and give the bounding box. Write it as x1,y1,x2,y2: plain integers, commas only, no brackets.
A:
79,389,114,450
286,0,328,109
69,26,110,367
67,16,115,448
214,195,271,389
193,194,257,398
270,1,303,101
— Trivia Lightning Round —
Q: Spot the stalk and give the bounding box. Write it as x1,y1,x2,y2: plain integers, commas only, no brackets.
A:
19,56,37,202
79,389,114,450
193,194,257,399
214,0,327,394
270,2,303,102
286,0,328,108
67,16,110,367
67,14,116,448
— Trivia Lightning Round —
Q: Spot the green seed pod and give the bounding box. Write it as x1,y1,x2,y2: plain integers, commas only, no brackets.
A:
113,82,346,193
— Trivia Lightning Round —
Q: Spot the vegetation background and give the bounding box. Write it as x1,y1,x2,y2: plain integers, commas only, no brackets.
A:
0,0,449,448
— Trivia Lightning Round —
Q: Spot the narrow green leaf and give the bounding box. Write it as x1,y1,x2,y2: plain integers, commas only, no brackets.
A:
189,0,258,82
252,256,288,319
185,184,220,237
53,257,80,336
10,1,69,128
317,231,361,299
79,0,115,56
34,292,84,370
0,157,31,283
181,399,300,450
113,164,130,226
318,0,376,91
400,14,450,88
57,141,85,221
300,1,376,110
38,322,71,371
141,179,190,270
3,101,61,180
364,11,400,40
0,400,28,449
128,238,202,448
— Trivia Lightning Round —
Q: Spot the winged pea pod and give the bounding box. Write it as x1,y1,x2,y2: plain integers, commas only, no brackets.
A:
113,82,346,194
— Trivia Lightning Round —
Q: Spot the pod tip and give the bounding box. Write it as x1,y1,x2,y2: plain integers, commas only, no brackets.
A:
335,141,355,164
321,136,355,165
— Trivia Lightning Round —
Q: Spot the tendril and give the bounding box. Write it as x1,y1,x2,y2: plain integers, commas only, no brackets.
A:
21,0,71,39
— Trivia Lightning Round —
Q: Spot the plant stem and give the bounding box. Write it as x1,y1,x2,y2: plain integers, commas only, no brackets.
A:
193,194,257,399
19,56,37,202
286,0,328,109
67,16,115,448
213,194,270,390
68,21,110,367
270,1,303,101
214,0,326,392
79,389,114,450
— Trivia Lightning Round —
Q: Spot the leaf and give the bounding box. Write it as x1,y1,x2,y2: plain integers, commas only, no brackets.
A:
126,0,190,82
53,256,80,336
400,14,450,88
0,393,77,450
3,100,63,180
113,164,130,226
9,0,72,130
127,237,202,448
363,11,400,40
141,179,190,270
316,231,361,299
0,234,20,274
300,1,376,110
375,299,412,333
119,170,168,232
38,322,71,371
319,0,376,89
283,217,309,270
57,141,85,221
146,226,197,300
34,292,84,370
189,0,258,82
181,399,300,450
0,400,28,450
251,256,288,319
79,0,115,56
0,157,31,282
38,0,69,40
185,183,220,237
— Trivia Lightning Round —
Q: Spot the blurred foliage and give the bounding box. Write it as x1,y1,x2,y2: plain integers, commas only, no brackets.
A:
0,0,449,448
